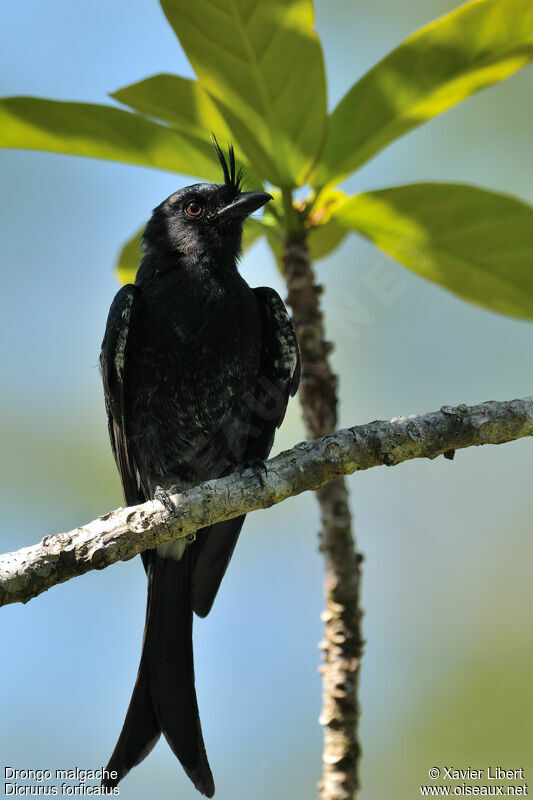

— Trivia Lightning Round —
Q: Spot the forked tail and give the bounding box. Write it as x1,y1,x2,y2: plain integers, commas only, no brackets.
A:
102,551,214,796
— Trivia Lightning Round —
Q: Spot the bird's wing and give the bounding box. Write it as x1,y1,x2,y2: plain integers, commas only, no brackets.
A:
100,283,143,507
246,285,301,456
192,286,300,618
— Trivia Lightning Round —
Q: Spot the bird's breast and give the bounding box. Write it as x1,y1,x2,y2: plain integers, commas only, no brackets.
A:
125,272,262,490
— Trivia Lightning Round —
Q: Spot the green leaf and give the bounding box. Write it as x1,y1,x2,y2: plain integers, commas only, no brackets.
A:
0,96,222,179
307,221,348,260
332,183,533,319
111,74,263,189
260,187,349,269
116,216,266,285
312,0,533,187
160,0,327,187
111,73,231,140
116,226,144,285
304,187,350,259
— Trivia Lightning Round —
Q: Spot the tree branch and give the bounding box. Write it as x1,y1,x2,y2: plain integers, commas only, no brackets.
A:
1,397,531,609
283,235,363,800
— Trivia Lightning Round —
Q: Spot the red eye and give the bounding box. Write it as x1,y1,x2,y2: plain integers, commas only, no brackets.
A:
185,201,203,217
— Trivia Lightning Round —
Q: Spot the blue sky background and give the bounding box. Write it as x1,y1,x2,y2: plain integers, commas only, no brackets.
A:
1,2,533,798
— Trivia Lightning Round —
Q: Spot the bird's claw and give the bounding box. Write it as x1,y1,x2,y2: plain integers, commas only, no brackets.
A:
154,484,184,515
155,487,195,544
238,458,268,488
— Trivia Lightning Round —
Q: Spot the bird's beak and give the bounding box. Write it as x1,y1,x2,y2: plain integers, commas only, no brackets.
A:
216,191,273,222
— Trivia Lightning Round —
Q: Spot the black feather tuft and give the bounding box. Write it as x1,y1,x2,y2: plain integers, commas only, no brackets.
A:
211,134,243,192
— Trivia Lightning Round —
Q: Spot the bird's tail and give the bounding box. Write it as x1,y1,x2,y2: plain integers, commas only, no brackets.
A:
102,551,214,797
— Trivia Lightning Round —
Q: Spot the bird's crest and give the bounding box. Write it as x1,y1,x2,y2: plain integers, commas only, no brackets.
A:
211,134,243,193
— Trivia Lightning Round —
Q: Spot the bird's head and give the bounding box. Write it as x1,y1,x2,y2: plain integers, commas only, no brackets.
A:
138,140,272,281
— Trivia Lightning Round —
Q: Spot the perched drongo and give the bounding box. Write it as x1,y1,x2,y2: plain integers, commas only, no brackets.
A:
99,141,300,796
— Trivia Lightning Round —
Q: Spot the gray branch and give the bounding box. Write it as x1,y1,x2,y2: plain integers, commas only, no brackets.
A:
1,396,532,608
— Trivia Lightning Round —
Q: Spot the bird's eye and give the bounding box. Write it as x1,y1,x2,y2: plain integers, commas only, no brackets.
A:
185,201,204,218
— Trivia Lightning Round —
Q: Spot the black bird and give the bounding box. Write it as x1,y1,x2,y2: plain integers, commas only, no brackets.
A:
99,141,300,796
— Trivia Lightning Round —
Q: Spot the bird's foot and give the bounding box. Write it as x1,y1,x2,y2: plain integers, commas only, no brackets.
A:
238,458,268,488
154,484,184,514
155,485,196,543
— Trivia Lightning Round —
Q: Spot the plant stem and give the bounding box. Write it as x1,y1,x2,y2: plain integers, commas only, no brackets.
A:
283,233,364,800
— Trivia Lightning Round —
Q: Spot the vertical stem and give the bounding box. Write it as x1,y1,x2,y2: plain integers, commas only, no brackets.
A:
283,233,364,800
